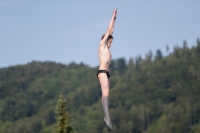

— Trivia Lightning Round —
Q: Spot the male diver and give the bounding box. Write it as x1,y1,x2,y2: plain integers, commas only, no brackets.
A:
97,8,117,129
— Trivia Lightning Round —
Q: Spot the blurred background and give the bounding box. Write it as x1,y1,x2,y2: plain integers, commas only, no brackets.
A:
0,1,200,133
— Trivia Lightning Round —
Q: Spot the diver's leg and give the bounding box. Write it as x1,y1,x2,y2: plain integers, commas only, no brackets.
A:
98,73,112,129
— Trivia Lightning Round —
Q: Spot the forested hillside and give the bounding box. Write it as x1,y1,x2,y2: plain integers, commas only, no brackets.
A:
0,38,200,133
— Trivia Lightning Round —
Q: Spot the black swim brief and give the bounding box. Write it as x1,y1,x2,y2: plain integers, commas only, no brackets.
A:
97,70,110,78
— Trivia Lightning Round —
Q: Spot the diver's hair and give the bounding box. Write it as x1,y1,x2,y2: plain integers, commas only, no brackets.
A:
101,34,113,40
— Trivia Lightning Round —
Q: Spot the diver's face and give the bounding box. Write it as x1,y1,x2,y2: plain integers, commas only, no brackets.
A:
107,38,113,48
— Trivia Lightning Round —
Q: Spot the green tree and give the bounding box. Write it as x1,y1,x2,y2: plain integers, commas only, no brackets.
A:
155,49,163,61
55,95,75,133
117,58,127,74
166,44,169,53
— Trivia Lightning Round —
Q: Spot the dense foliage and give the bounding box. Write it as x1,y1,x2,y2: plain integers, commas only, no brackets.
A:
0,38,200,133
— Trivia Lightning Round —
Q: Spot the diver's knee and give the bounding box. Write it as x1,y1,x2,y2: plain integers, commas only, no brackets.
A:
102,89,110,96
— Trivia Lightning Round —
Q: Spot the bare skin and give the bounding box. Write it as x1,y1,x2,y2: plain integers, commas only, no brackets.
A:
98,38,113,71
98,8,117,130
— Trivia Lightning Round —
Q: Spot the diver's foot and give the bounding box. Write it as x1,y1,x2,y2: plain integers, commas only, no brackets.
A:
104,117,112,130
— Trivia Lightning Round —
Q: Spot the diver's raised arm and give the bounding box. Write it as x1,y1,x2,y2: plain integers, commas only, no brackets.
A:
110,9,117,35
100,9,117,45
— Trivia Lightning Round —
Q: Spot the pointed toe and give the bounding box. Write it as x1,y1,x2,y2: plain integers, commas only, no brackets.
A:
104,118,112,130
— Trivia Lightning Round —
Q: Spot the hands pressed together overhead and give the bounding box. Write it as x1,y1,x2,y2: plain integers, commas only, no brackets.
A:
113,8,117,19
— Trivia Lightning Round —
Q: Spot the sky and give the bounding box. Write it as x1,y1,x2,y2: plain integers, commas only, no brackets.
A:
0,1,200,68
